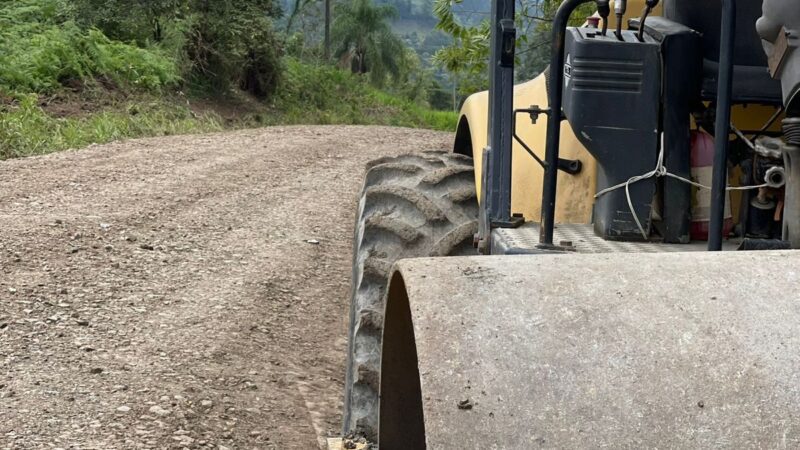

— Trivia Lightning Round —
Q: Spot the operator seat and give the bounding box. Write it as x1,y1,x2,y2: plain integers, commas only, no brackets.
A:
663,0,783,104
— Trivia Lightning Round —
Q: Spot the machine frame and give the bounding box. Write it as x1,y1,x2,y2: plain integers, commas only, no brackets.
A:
341,0,800,446
477,0,737,252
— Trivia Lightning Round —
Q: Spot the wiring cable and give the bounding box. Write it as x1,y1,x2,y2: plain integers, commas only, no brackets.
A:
595,133,767,239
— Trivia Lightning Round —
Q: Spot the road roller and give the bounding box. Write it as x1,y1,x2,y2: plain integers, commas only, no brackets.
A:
342,0,800,447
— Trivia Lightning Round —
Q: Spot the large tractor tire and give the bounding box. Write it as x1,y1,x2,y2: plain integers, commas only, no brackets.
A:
343,151,479,440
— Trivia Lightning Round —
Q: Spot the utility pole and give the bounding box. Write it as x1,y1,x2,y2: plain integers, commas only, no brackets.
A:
324,0,331,60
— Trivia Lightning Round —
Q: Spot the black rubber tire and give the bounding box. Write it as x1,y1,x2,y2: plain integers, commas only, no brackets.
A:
342,151,479,441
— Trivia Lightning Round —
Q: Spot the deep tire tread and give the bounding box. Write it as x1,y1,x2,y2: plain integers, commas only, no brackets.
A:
343,152,479,442
429,221,479,257
364,215,423,245
364,163,423,186
420,165,474,186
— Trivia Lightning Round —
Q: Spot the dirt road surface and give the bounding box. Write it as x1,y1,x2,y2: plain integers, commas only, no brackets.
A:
0,126,452,449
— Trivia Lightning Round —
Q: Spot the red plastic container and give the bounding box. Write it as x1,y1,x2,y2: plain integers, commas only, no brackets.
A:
690,130,734,241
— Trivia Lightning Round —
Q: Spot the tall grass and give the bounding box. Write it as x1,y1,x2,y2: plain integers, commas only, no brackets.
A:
272,58,458,131
367,90,457,131
0,94,221,159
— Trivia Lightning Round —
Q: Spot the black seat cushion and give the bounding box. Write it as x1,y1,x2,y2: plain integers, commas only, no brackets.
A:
702,59,783,104
664,0,783,104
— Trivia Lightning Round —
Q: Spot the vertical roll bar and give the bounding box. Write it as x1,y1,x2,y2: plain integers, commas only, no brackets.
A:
539,0,594,245
708,0,737,251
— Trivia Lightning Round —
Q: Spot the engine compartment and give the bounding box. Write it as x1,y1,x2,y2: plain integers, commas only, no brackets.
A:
561,0,800,248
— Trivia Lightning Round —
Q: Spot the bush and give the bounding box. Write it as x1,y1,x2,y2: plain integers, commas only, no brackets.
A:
0,0,180,94
278,57,364,111
184,1,284,98
69,0,285,98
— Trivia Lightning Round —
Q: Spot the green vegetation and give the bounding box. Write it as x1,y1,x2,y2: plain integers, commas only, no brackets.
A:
1,0,589,160
432,0,596,97
332,0,404,85
0,0,179,93
1,0,456,160
0,95,222,159
267,58,456,130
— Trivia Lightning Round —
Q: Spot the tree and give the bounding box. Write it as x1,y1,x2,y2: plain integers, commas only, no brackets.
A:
71,0,187,43
285,0,316,33
517,0,595,79
431,0,491,96
324,0,331,59
186,0,284,97
432,0,595,96
332,0,405,86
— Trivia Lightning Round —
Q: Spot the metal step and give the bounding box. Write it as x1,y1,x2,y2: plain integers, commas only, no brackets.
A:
491,223,742,254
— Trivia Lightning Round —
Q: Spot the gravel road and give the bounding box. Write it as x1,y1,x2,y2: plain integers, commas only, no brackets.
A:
0,126,452,449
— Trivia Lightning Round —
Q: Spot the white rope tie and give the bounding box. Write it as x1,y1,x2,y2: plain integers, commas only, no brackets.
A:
594,133,767,239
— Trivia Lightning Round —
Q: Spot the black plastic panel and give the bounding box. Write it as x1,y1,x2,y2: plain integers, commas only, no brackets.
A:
638,17,703,243
563,28,661,241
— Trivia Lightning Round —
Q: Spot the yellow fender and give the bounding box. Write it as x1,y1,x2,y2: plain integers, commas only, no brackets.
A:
457,72,597,224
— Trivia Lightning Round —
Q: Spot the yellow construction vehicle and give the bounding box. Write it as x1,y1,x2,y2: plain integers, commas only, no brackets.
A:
343,0,800,447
